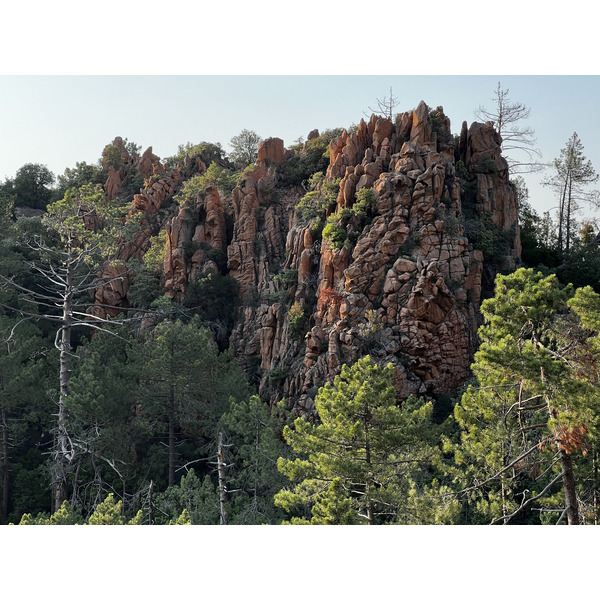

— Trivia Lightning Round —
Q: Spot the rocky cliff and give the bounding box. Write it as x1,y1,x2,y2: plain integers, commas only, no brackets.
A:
94,102,521,415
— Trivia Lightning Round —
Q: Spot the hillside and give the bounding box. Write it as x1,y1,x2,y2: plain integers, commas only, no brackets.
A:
91,102,520,415
17,101,599,527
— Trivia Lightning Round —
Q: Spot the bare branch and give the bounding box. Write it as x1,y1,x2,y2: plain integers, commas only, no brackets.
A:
459,441,545,496
489,472,563,525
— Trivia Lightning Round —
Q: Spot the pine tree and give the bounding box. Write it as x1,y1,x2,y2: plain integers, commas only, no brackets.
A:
0,315,52,523
139,318,250,488
275,356,439,524
0,183,136,511
153,469,220,525
66,326,145,513
450,269,600,524
219,395,288,524
475,82,542,174
543,132,599,254
87,493,126,525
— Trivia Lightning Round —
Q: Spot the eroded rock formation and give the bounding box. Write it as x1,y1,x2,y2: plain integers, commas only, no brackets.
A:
92,103,521,415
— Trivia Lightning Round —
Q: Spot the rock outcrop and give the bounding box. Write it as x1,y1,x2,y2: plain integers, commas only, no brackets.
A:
91,138,207,317
92,103,521,415
224,103,519,414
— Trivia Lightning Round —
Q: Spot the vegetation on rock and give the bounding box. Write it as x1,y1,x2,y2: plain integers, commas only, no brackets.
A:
1,97,599,526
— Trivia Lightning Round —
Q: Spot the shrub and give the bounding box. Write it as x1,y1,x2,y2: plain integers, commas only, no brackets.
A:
206,248,228,274
295,178,340,223
183,272,239,330
288,301,307,340
322,206,352,249
278,130,344,187
464,212,512,262
143,230,167,272
274,269,298,286
101,144,124,171
267,290,289,303
268,366,291,382
174,175,204,207
198,162,237,195
455,160,469,180
352,187,375,220
164,141,227,170
322,218,347,248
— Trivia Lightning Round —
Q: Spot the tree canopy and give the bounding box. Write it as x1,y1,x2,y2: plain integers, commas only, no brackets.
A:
275,356,447,524
228,129,262,169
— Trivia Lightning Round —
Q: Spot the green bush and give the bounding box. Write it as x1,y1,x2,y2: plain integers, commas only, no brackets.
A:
183,272,239,330
322,218,347,249
198,162,237,195
352,187,375,220
288,301,307,340
322,203,358,249
101,144,124,171
274,269,298,286
455,160,469,180
143,230,167,272
268,366,291,382
164,141,228,170
267,290,289,303
295,177,341,223
278,129,344,187
464,212,512,262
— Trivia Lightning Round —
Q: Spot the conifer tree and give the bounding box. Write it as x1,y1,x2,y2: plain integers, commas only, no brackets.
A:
220,395,288,524
451,269,600,524
475,82,542,174
275,356,440,524
139,318,250,488
543,132,599,254
0,315,52,523
0,183,136,511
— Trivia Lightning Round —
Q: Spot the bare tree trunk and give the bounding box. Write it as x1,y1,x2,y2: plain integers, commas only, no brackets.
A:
70,457,82,508
364,415,375,525
501,477,509,524
558,178,567,254
559,449,580,525
54,258,74,513
168,383,175,488
148,480,154,525
217,432,227,525
565,176,573,252
594,452,599,525
541,371,580,526
1,408,8,524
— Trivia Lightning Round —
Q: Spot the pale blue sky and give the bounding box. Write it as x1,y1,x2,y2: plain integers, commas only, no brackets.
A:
1,75,599,218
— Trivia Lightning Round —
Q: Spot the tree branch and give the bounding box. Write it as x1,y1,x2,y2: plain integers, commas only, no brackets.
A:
489,471,563,525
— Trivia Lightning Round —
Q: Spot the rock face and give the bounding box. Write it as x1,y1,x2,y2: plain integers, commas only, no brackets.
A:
92,103,521,415
91,138,206,317
225,103,520,414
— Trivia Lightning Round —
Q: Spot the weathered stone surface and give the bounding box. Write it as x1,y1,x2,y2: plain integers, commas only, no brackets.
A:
466,121,508,177
90,102,521,416
257,137,285,165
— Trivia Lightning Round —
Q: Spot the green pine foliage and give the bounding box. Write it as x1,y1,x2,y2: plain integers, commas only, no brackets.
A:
87,493,126,525
275,356,446,524
219,395,289,524
153,469,220,525
449,269,600,524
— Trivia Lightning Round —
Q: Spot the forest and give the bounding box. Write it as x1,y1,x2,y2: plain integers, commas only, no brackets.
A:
1,88,600,526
